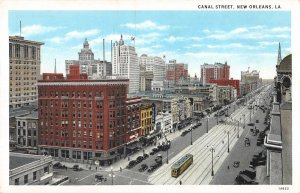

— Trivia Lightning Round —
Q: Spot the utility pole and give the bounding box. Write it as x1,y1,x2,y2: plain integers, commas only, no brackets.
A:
210,146,215,176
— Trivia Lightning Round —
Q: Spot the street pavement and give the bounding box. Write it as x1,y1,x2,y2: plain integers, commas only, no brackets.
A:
210,85,272,185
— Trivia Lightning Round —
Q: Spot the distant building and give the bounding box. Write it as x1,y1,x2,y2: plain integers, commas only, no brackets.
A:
166,60,188,84
9,36,44,109
15,112,38,152
210,79,240,97
65,38,112,78
240,68,262,95
112,35,139,94
200,62,230,84
216,85,237,105
38,65,133,166
139,54,166,81
9,152,54,185
139,64,154,92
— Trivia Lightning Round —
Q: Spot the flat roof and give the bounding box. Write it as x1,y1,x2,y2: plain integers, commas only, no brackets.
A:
10,155,40,170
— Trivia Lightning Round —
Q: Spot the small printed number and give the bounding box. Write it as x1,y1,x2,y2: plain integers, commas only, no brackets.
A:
278,187,289,191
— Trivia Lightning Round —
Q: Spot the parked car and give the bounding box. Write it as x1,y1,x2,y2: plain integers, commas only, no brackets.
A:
138,164,148,172
53,162,67,169
256,119,259,123
136,156,144,163
143,153,149,159
95,174,107,182
72,165,83,171
239,169,256,179
235,174,258,185
127,160,137,169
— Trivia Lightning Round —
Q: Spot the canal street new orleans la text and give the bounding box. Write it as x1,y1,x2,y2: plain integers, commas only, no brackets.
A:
197,4,282,10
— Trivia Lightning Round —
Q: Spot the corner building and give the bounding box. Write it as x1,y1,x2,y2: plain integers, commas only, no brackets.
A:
37,65,131,166
9,36,44,109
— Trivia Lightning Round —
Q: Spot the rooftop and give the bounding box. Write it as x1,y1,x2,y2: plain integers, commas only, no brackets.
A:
10,153,41,170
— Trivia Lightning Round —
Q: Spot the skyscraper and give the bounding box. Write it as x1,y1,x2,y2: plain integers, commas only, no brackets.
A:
9,36,44,109
112,35,139,94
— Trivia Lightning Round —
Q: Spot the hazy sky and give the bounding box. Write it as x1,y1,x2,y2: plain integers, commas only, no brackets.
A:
9,11,291,79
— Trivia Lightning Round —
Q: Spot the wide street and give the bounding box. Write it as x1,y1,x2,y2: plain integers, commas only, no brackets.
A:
54,85,272,185
210,85,272,185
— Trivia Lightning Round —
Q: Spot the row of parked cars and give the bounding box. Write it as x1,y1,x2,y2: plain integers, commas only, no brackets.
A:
249,152,266,169
126,153,150,169
235,169,258,185
235,152,266,184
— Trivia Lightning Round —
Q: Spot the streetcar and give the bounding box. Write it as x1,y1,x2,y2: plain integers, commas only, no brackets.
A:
171,154,193,177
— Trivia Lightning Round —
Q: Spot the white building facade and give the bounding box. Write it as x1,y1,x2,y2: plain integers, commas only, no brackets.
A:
155,112,173,134
112,35,139,94
139,54,166,81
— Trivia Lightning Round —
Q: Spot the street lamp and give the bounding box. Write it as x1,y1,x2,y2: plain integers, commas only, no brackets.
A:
226,131,230,153
206,116,209,133
217,109,219,125
166,146,169,164
210,146,215,176
190,124,193,145
109,166,115,185
243,114,245,129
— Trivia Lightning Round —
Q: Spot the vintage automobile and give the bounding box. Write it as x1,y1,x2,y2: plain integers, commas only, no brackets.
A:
138,164,148,172
95,174,107,182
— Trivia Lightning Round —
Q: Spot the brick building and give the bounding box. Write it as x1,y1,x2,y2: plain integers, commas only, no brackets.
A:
200,62,230,84
140,104,154,136
37,65,136,165
166,60,188,83
209,79,240,97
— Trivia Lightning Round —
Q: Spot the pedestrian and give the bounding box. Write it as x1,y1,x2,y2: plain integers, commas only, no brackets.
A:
120,167,122,172
179,180,182,185
65,167,67,171
96,166,97,171
227,165,230,170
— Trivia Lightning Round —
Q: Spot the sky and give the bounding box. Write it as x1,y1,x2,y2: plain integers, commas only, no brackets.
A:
9,11,291,79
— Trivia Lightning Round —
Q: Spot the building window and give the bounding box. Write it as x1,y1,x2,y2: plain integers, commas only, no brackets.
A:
9,43,12,58
15,44,20,58
15,178,19,185
24,174,28,184
33,171,37,181
44,166,49,174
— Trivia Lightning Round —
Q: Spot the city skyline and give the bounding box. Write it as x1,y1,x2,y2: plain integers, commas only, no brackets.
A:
9,11,291,79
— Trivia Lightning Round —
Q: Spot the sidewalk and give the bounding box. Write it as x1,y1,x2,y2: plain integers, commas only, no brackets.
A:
55,128,184,173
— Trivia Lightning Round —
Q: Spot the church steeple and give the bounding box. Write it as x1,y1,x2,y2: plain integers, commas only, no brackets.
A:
277,42,282,66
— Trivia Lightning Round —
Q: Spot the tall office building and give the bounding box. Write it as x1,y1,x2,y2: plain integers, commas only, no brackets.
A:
65,38,112,78
200,62,230,84
9,36,44,109
112,35,139,94
139,54,166,81
37,65,137,165
166,60,188,82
